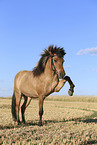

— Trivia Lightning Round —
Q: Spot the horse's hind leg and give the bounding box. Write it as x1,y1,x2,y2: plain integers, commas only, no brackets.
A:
21,96,32,124
15,91,22,124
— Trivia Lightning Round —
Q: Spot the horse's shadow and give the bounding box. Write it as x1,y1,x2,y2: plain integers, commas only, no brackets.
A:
44,117,97,125
82,118,97,123
1,117,97,130
80,140,97,145
0,121,38,130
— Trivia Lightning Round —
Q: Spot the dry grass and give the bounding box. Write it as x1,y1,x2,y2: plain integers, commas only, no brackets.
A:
0,96,97,144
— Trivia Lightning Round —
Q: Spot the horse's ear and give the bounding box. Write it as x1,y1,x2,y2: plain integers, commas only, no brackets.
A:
49,51,53,56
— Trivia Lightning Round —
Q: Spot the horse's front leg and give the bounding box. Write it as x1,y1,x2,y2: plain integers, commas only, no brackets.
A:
64,76,75,96
54,76,75,96
54,79,66,92
38,96,44,126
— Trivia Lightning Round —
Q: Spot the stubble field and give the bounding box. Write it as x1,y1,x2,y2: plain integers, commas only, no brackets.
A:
0,96,97,145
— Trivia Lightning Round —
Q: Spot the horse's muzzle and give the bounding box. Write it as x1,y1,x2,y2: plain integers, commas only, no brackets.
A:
57,71,65,79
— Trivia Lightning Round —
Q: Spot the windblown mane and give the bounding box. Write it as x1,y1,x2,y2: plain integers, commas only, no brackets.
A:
33,45,66,76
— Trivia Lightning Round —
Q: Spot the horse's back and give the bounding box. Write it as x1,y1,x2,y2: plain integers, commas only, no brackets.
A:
14,70,39,97
14,70,29,84
14,70,32,90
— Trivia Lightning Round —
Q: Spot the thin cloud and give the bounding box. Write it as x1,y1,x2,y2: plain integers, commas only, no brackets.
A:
0,80,4,82
0,88,9,91
77,47,97,55
65,65,71,68
93,68,97,72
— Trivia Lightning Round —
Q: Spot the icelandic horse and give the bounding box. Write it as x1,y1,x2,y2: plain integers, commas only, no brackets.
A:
11,45,75,126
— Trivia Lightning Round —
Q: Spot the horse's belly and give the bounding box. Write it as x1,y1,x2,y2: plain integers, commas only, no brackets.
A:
19,77,39,97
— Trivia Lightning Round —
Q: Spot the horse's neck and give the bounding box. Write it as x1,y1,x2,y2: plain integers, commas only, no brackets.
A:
44,59,58,82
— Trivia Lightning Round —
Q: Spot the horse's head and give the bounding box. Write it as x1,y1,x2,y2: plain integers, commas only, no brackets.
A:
33,45,66,78
51,54,65,79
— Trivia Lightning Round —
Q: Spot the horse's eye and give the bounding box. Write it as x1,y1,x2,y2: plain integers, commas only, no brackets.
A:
54,59,57,62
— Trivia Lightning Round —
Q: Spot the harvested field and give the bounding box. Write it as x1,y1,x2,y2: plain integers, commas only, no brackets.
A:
0,96,97,145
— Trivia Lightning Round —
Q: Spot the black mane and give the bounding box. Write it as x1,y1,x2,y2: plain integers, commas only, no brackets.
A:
33,45,66,76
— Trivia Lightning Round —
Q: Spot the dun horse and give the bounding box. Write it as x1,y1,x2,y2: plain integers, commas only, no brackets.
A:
12,45,75,126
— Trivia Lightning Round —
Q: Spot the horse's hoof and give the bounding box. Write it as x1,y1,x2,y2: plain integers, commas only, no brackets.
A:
17,121,21,125
22,119,26,124
68,89,73,96
22,121,26,124
38,122,43,126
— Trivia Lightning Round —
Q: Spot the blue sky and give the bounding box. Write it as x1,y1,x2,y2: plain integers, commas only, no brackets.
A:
0,0,97,97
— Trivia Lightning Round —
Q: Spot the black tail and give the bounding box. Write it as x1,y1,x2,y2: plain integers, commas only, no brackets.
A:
11,91,17,121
